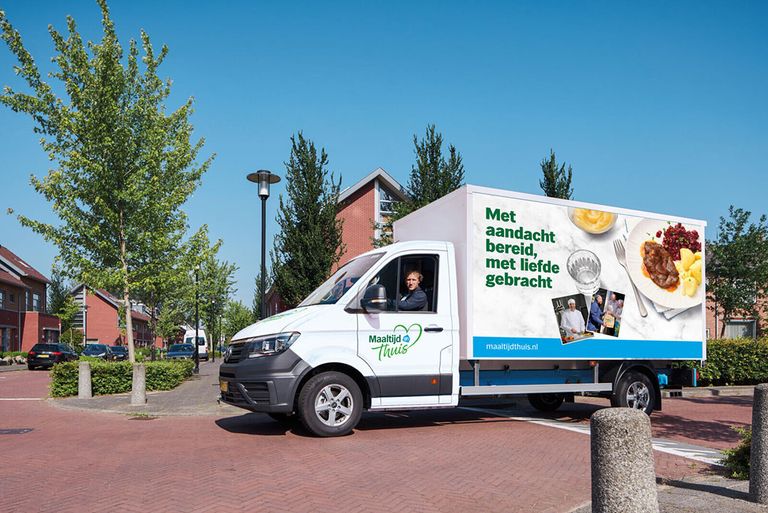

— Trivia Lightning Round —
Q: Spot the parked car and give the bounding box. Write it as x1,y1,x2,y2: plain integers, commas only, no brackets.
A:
27,343,78,370
110,346,128,361
167,343,195,360
82,344,113,360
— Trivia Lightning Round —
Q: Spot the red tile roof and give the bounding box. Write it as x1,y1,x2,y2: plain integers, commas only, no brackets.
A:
0,245,51,284
0,268,29,289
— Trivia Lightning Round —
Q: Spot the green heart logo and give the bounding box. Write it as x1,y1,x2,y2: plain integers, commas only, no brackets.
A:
393,323,422,349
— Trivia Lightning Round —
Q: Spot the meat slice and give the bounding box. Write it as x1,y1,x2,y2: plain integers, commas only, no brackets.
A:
642,241,680,289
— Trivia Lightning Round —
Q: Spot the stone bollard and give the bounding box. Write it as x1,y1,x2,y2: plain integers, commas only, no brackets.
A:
78,361,92,399
130,363,147,406
591,408,659,513
750,384,768,503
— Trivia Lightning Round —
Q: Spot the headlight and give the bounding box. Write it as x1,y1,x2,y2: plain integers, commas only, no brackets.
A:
240,332,300,359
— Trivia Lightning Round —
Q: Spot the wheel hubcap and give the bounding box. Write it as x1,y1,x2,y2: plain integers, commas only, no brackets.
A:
315,384,353,427
626,381,650,410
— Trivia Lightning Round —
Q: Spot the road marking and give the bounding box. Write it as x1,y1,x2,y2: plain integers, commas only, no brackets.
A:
0,398,43,401
461,407,724,467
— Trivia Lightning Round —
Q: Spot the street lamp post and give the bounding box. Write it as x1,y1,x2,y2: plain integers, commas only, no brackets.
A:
210,299,215,363
194,264,200,375
247,170,280,320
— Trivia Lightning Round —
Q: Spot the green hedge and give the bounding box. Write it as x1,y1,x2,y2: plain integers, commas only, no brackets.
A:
0,351,28,358
678,338,768,386
50,360,194,397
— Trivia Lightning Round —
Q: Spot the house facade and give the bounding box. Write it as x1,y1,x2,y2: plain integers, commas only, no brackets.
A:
0,245,60,352
264,168,407,317
69,285,162,348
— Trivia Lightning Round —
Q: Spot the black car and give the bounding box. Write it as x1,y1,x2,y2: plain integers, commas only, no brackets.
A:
27,343,78,370
166,343,195,360
82,344,113,360
110,346,128,361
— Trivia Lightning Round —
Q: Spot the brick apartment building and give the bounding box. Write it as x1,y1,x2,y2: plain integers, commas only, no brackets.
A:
264,167,407,316
69,284,162,348
0,245,61,352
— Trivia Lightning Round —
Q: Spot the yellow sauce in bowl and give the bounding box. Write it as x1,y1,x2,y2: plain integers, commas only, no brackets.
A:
571,208,616,234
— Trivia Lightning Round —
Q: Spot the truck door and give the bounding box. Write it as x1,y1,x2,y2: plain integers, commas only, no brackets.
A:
357,252,453,407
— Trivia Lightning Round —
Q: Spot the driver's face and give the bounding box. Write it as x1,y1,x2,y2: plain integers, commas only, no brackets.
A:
405,273,420,291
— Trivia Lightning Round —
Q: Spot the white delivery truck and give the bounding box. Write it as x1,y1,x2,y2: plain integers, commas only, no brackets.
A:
183,328,209,361
220,185,706,437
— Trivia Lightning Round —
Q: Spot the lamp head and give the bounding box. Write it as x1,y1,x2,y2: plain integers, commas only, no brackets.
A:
247,169,281,198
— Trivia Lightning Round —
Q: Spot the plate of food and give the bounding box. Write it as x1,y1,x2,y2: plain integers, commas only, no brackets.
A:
625,219,704,309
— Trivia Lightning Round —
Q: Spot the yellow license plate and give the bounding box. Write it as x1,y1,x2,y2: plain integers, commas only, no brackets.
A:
219,381,228,393
38,354,49,358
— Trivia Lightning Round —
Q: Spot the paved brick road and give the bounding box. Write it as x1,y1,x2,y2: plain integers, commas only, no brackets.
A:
0,370,745,513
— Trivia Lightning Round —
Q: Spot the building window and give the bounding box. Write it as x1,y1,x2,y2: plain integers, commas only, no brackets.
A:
379,187,397,219
0,290,4,309
9,293,14,303
724,320,756,339
33,293,40,312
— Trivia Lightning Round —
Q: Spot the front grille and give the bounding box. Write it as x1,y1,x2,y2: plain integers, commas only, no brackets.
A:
221,385,249,407
241,382,270,402
226,344,246,363
219,370,235,379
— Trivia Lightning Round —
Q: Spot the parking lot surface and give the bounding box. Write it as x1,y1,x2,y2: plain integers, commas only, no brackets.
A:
0,366,755,513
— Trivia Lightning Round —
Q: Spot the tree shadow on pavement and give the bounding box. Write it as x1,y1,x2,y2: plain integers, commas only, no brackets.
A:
651,413,748,446
658,477,751,502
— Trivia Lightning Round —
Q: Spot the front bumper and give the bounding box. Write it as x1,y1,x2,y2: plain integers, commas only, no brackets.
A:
218,348,310,413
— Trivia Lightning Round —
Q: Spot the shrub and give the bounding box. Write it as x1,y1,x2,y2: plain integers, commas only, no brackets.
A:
0,351,28,359
722,426,751,479
50,360,194,397
677,338,768,386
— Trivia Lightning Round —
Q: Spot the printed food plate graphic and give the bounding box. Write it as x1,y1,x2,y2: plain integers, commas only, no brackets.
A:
626,219,704,309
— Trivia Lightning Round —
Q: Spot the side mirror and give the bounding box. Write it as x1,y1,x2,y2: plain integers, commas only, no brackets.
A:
361,284,387,312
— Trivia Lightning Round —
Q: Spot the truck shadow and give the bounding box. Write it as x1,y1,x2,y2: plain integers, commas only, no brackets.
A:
657,477,751,502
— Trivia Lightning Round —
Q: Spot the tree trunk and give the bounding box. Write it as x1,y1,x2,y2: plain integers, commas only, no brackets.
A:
119,213,136,363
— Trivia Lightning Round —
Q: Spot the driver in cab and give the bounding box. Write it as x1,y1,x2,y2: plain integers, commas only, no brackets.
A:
398,270,428,311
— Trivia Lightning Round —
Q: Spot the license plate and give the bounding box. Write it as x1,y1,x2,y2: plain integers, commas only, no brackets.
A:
219,381,228,393
38,354,49,358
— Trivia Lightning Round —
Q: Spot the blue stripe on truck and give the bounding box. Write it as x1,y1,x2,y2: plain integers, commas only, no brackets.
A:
473,336,704,359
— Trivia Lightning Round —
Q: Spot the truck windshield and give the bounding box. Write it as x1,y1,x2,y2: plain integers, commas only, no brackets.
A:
300,253,384,306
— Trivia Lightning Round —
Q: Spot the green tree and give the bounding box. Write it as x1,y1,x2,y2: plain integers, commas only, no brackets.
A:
707,206,768,337
57,296,81,350
47,265,70,315
0,1,213,363
251,271,271,321
374,124,464,246
199,256,237,353
272,133,344,308
539,149,573,200
223,300,254,341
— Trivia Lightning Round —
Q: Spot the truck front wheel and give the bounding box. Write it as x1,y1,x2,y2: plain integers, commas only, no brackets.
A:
528,393,565,412
298,371,363,437
612,371,655,415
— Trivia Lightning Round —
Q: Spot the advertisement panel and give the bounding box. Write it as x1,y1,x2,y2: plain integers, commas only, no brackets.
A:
471,192,706,360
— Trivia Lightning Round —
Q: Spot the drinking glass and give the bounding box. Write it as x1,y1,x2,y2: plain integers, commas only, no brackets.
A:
567,249,601,297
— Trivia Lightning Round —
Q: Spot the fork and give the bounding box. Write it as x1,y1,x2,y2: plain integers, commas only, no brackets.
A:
613,239,648,318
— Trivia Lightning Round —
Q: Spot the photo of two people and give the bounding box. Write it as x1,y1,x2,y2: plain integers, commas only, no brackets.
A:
552,288,626,344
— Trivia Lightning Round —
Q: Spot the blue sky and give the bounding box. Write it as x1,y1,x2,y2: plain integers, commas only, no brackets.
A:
1,0,766,305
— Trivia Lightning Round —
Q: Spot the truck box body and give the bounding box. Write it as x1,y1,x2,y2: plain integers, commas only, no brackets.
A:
394,185,706,362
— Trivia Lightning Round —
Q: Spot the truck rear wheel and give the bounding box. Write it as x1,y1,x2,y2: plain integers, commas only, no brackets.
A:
528,393,565,412
612,371,655,415
298,371,363,437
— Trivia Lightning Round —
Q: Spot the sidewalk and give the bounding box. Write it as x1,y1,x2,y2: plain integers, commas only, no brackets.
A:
570,474,766,513
52,359,242,416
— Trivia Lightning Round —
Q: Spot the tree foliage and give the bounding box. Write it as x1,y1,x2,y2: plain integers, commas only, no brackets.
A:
199,256,237,352
223,300,254,341
47,265,70,315
375,124,464,246
251,271,271,321
272,133,344,308
539,149,573,200
0,1,213,362
707,206,768,336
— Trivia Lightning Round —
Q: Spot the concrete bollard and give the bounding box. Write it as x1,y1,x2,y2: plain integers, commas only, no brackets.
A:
591,408,659,513
78,361,92,399
750,384,768,503
130,363,147,406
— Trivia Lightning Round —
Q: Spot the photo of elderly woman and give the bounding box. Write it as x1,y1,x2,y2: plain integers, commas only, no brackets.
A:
593,289,626,337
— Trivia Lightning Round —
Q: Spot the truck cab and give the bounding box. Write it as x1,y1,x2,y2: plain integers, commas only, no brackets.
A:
219,241,460,436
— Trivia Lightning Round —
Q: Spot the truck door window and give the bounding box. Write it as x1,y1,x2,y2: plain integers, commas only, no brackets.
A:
367,255,439,312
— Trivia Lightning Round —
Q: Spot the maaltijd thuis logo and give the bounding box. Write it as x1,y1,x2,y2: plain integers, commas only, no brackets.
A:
369,324,423,361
